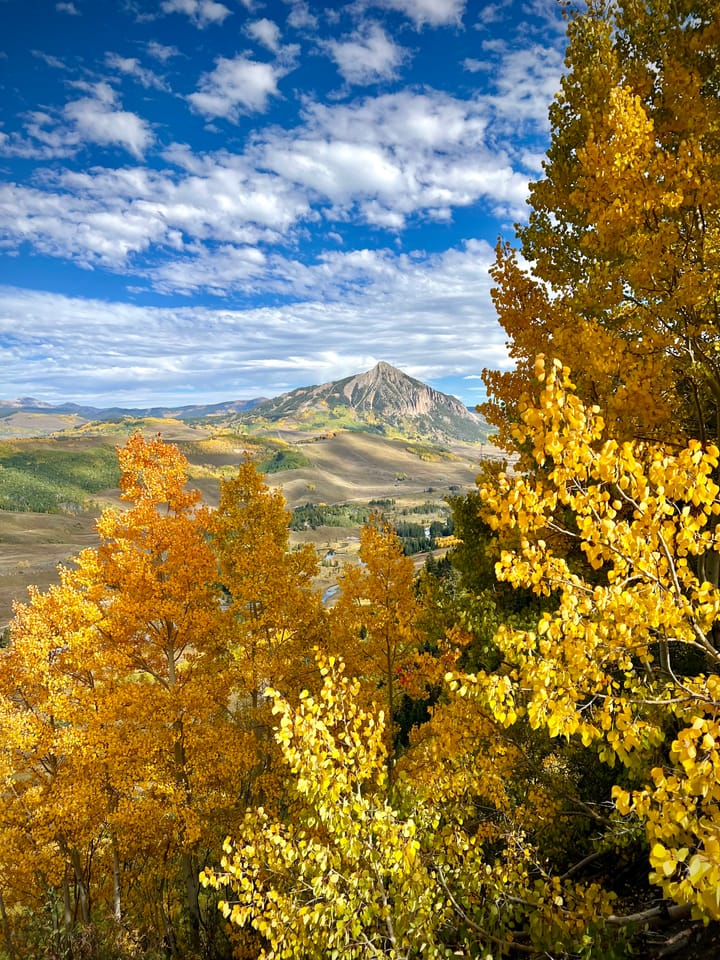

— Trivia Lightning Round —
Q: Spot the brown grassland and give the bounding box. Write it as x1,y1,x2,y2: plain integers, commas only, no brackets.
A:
0,427,496,628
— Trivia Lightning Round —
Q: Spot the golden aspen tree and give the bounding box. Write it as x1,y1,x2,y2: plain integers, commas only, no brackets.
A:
211,460,326,810
0,573,116,955
213,459,325,709
485,0,720,447
204,655,618,959
471,357,720,921
330,518,424,772
202,655,451,960
85,433,236,950
0,434,254,955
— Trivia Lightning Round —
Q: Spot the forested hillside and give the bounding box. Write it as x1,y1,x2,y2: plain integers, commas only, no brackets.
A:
1,0,719,958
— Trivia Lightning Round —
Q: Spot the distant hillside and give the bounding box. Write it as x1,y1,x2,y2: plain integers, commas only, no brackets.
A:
236,362,488,443
0,398,265,439
0,397,263,422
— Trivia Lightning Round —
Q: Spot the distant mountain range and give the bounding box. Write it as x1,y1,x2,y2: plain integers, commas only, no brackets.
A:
0,397,263,421
1,362,488,443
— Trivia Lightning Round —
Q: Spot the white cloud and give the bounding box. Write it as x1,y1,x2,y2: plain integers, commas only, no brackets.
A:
485,44,563,129
0,182,169,267
462,57,487,73
188,56,286,120
63,82,154,158
325,23,409,85
365,0,465,28
105,53,169,91
160,0,231,28
263,137,407,207
247,18,282,53
0,238,506,405
285,1,318,31
0,84,154,160
0,111,78,159
146,41,181,61
520,148,546,172
259,90,528,224
0,82,534,272
0,149,310,268
473,0,513,27
56,1,80,14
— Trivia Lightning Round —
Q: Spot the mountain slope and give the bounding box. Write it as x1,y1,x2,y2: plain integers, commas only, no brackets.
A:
238,361,488,442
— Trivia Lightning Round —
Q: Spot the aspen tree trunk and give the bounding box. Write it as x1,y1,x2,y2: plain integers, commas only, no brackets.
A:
69,848,90,925
172,721,202,952
62,873,74,956
0,888,16,960
386,634,396,787
111,835,122,927
181,851,202,951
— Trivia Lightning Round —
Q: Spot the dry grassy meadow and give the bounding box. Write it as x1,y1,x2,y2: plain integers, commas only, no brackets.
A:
0,428,499,628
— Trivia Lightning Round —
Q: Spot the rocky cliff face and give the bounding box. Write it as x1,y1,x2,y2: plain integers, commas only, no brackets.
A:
339,361,469,419
245,362,487,442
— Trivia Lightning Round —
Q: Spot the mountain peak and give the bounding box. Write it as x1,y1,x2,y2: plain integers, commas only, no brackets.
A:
371,360,398,375
244,363,487,442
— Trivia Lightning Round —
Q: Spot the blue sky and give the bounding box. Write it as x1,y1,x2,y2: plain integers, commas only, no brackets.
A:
0,0,566,408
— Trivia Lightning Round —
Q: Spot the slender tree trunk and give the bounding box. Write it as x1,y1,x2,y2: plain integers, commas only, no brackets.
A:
181,850,202,952
69,848,90,925
386,636,395,787
173,724,202,952
111,835,122,926
62,873,74,958
0,887,16,960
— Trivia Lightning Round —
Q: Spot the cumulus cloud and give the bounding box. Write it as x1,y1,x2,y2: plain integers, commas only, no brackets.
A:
0,148,310,268
0,80,535,271
63,82,154,158
285,1,318,31
160,0,231,27
56,1,80,14
146,41,181,61
259,90,528,225
462,57,487,73
105,53,169,91
473,0,513,27
365,0,465,28
188,56,286,120
247,18,283,53
0,83,154,160
325,23,409,85
485,43,563,129
0,181,170,267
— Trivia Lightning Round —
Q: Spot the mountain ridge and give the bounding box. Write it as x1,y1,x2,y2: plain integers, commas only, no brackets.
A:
1,363,487,443
0,397,264,421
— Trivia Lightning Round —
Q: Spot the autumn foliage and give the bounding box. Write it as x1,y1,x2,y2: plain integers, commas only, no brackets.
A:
0,437,326,957
2,0,720,957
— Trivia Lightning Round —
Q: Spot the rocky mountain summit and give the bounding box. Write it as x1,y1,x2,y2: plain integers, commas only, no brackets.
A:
241,361,487,443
